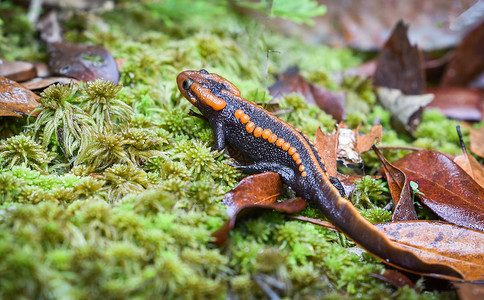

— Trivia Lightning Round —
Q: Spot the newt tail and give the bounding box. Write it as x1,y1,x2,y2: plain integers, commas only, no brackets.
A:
177,69,462,280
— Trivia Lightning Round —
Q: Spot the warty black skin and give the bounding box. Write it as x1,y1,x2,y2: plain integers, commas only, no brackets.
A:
176,69,463,280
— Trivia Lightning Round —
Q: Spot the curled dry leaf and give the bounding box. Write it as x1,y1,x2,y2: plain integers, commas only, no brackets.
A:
374,221,484,281
269,67,346,122
0,76,40,117
47,41,120,84
212,172,306,245
374,147,417,221
392,150,484,232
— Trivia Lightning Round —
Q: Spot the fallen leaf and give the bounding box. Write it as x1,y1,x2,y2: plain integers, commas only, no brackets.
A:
20,77,80,91
454,282,484,300
212,172,306,245
470,127,484,158
315,123,383,170
373,21,425,95
254,0,474,51
441,19,484,87
374,221,484,281
0,76,40,117
356,124,382,154
392,150,484,232
377,87,434,134
293,215,477,281
370,269,417,290
269,67,346,122
425,87,483,121
0,59,37,82
314,126,338,177
47,41,120,83
454,153,484,189
374,147,417,221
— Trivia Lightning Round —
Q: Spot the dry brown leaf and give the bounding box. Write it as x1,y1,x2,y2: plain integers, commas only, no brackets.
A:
454,153,484,189
373,21,425,95
20,77,80,91
374,147,417,221
212,172,306,245
470,127,484,158
269,67,346,122
314,126,338,178
356,124,382,153
441,19,484,87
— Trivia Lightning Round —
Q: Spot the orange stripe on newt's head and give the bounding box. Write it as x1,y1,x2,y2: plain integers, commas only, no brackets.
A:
177,70,228,111
190,81,226,111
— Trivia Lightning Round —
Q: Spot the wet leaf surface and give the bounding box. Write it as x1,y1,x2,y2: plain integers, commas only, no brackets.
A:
212,172,306,245
374,147,417,221
392,150,484,231
47,41,120,83
269,67,345,122
374,221,484,281
0,76,40,117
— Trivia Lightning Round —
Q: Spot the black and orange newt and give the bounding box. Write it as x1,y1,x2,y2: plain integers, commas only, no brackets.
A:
177,69,462,280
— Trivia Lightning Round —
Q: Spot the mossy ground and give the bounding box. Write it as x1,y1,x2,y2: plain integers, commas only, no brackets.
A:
0,1,472,299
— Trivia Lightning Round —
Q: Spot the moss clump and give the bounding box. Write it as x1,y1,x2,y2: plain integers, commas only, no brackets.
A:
0,133,55,172
31,83,95,161
79,79,131,132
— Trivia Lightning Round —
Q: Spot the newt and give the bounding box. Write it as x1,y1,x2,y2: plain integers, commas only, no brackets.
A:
177,69,462,280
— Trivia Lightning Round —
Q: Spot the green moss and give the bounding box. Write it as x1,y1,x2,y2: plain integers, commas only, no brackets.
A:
351,176,389,209
31,83,95,161
0,133,55,172
79,80,131,132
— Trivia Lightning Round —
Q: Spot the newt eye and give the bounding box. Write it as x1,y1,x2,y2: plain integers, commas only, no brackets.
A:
199,69,208,74
182,78,193,90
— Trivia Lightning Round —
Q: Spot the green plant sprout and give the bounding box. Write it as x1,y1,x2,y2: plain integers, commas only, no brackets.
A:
410,180,425,206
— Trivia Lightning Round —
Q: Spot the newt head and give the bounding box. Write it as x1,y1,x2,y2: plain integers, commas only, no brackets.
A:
177,69,240,112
